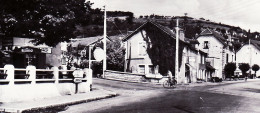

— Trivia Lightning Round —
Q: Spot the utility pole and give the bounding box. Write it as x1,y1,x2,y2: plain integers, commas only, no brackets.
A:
249,39,252,78
175,19,179,83
88,45,92,69
103,5,107,76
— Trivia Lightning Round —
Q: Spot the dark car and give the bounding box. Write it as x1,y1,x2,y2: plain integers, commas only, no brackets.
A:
210,77,223,82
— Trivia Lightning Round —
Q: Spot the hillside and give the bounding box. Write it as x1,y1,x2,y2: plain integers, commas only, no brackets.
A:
76,11,260,52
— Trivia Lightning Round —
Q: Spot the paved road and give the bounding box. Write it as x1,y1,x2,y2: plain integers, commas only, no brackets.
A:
60,78,260,113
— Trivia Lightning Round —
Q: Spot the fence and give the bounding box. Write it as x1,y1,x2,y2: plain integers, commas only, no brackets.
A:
0,64,92,102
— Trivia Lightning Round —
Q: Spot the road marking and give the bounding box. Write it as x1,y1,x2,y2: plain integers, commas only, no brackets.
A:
200,97,204,102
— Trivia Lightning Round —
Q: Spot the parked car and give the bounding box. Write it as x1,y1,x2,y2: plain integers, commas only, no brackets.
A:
210,77,223,82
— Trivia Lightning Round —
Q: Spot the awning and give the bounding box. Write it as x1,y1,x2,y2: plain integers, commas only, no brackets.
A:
206,64,215,71
185,63,195,69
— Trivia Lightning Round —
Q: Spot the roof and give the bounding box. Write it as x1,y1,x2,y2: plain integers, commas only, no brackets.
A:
185,38,200,44
122,21,178,42
13,37,51,48
250,40,260,51
198,28,228,47
236,40,260,52
122,21,207,56
71,36,112,47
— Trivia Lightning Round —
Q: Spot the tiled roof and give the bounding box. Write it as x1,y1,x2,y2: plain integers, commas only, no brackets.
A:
71,36,112,47
122,21,178,41
199,28,228,47
236,39,260,52
122,21,207,55
185,38,200,44
250,40,260,51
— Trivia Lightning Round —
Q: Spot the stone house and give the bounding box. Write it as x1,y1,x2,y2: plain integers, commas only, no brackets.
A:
236,40,260,77
122,21,209,83
197,28,235,79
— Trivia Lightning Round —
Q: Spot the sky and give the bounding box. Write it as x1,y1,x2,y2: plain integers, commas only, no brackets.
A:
90,0,260,32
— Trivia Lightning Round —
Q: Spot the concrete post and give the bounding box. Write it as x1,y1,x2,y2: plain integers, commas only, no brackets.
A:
83,68,92,90
52,67,59,84
4,64,14,85
26,65,36,84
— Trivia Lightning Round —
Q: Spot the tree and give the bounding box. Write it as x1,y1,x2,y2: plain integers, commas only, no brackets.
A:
106,38,125,71
184,25,202,39
0,0,98,47
252,64,260,78
239,63,250,81
141,22,185,76
224,62,237,80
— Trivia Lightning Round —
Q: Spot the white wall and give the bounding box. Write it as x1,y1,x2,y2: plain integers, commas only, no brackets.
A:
197,36,227,78
125,30,153,74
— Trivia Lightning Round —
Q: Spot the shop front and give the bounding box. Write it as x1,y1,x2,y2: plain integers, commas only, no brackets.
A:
13,46,49,69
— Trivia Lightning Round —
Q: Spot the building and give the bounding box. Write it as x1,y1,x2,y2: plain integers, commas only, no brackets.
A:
236,40,260,77
197,28,235,79
122,21,209,83
0,37,52,69
47,36,111,70
0,35,112,70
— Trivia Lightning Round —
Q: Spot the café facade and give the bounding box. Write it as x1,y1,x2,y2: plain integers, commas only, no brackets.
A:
0,37,52,69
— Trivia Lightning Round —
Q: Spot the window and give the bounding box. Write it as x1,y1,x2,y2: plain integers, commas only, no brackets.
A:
138,41,147,57
226,54,229,63
138,65,145,74
203,41,209,49
148,65,155,74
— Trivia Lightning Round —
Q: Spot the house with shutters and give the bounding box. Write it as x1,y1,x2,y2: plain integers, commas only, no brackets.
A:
197,28,235,79
236,40,260,77
122,21,210,83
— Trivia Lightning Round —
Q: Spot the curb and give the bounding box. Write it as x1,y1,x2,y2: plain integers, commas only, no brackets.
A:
22,93,119,113
0,91,118,113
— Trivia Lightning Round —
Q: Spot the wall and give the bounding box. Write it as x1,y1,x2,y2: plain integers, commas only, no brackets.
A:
0,83,89,102
104,70,167,83
125,30,153,74
0,65,92,102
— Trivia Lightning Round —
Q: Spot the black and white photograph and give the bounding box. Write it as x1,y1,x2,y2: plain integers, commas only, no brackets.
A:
0,0,260,112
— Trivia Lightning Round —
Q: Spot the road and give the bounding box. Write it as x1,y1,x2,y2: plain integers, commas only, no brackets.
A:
60,78,260,113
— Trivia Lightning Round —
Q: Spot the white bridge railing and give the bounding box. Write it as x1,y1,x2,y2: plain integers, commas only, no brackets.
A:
0,64,93,102
0,65,92,85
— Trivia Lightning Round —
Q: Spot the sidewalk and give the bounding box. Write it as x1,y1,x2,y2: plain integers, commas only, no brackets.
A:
0,88,117,113
180,78,260,87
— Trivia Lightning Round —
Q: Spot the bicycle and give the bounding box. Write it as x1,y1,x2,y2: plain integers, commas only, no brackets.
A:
163,78,177,88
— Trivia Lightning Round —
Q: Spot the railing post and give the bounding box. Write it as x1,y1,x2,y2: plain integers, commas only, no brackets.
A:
27,65,36,84
52,67,59,84
83,68,92,87
4,64,14,85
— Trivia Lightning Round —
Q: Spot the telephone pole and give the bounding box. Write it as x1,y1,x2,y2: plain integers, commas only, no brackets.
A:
175,19,179,83
103,5,107,76
249,39,252,77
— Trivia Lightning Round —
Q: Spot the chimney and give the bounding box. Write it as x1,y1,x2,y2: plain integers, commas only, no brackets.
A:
227,33,232,42
227,33,232,46
179,29,185,41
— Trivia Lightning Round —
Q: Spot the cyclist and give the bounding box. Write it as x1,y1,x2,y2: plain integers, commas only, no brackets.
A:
167,70,176,85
